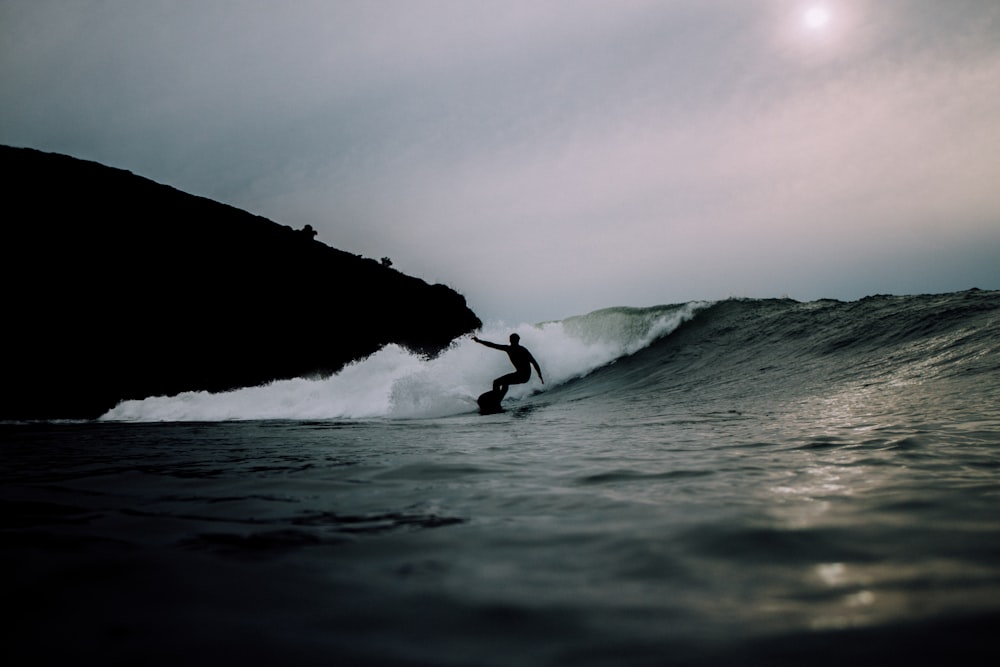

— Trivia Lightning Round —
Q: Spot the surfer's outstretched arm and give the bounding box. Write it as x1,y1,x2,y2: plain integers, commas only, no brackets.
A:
472,336,507,351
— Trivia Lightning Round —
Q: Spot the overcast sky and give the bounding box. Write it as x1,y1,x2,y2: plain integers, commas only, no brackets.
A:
3,0,999,322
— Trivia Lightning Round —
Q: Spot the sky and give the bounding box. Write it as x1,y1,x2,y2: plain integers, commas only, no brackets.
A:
2,0,999,323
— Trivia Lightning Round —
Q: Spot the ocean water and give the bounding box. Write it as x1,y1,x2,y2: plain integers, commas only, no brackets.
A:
4,290,999,665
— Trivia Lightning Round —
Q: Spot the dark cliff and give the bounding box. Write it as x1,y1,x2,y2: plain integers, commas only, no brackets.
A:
1,146,482,420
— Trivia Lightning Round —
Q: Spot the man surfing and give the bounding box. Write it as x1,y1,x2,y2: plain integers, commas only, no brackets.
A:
472,333,544,400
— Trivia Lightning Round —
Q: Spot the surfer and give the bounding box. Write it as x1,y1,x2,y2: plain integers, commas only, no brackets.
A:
472,333,544,399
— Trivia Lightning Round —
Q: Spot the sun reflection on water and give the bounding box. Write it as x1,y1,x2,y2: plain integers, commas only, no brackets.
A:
738,370,1000,634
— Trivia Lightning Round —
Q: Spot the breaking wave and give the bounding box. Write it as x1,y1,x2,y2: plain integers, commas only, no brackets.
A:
101,302,708,421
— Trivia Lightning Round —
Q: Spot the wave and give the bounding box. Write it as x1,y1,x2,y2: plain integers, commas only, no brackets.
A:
545,289,1000,411
100,302,709,422
100,290,999,422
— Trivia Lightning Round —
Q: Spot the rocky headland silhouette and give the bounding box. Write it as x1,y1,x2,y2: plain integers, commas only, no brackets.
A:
2,145,482,420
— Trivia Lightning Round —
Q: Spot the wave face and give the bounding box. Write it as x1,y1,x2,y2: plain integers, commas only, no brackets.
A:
102,290,998,422
546,289,1000,413
102,302,708,421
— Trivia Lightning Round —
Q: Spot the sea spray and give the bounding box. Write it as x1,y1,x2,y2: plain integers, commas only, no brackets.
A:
101,302,707,422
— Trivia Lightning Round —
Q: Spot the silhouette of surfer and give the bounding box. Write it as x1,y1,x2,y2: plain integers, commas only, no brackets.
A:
473,333,544,400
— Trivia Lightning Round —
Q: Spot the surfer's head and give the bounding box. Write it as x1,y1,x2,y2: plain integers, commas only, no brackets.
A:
509,333,520,345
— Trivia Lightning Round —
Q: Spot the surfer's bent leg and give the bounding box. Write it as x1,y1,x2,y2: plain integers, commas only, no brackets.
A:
493,371,531,398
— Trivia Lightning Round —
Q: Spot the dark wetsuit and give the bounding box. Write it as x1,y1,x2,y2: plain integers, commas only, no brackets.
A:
474,338,543,399
493,345,535,394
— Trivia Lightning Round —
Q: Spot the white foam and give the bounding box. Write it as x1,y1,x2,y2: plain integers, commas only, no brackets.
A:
100,302,709,422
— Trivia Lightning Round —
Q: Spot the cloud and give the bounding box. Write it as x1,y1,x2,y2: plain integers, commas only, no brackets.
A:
2,0,999,321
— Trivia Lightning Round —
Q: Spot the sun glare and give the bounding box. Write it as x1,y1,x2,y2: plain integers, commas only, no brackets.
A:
804,6,831,29
779,3,858,61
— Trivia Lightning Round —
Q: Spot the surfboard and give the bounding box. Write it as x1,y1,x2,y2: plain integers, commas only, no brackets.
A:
477,389,504,415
